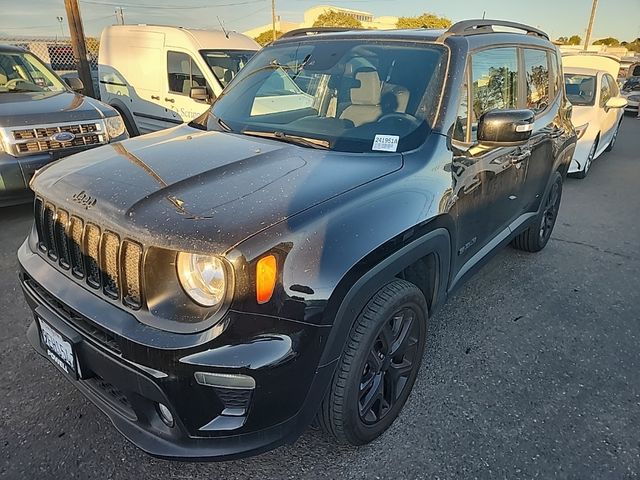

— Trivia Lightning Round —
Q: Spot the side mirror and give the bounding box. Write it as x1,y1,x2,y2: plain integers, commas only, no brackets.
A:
190,86,209,102
64,76,84,93
477,109,535,146
605,96,627,109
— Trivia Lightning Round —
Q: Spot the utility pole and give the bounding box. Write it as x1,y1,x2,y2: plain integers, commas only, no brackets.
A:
115,7,125,25
583,0,599,50
271,0,276,42
64,0,95,97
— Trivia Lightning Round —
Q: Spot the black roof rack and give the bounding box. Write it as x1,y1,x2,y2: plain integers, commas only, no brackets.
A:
278,27,361,40
438,19,549,41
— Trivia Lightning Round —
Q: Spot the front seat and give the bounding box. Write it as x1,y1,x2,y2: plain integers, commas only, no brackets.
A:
339,69,382,127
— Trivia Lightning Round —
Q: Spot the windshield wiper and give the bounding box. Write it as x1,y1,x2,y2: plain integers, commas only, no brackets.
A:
242,130,330,150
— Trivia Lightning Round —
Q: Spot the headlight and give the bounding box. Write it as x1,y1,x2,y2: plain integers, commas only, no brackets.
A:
574,123,589,140
105,115,126,139
177,253,227,307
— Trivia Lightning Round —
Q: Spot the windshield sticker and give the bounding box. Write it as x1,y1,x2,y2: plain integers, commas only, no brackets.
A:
372,135,399,152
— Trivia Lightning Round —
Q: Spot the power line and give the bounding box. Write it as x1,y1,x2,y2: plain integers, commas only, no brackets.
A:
79,0,265,9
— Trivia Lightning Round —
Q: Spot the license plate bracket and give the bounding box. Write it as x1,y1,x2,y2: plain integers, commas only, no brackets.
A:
37,315,79,380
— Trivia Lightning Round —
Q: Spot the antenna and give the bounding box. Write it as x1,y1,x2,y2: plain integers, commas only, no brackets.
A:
217,16,229,38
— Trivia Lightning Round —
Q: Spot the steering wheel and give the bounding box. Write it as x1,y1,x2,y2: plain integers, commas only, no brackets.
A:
5,78,42,92
377,112,421,128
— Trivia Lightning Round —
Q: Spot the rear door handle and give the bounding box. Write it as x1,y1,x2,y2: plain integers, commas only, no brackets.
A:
509,148,531,164
165,98,175,103
151,95,160,100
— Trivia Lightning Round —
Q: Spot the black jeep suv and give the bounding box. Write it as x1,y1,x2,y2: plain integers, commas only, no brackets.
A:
19,20,576,460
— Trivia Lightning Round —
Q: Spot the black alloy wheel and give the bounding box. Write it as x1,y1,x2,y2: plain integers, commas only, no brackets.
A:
358,306,421,424
317,279,427,445
512,171,563,252
539,178,561,244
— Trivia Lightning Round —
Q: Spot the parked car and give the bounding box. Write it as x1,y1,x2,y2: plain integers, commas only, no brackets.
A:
98,25,259,135
563,55,627,178
620,76,640,115
19,20,576,460
0,44,127,207
618,56,640,84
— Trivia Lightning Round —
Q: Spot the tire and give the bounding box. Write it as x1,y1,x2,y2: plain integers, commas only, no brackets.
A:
512,171,563,252
318,279,427,445
574,138,597,179
605,120,621,152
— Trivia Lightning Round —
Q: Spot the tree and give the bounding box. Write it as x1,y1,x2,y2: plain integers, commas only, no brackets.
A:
568,35,582,45
593,37,620,47
254,30,282,46
396,12,452,29
313,10,362,28
556,36,569,45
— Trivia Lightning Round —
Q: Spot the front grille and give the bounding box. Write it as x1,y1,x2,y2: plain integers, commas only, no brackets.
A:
628,95,640,102
10,122,106,156
84,374,137,421
35,198,144,310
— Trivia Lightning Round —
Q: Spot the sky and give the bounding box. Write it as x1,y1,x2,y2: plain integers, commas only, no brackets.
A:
1,0,639,42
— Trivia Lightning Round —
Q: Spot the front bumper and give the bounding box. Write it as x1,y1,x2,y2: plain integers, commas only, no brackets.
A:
0,151,52,207
568,134,598,174
19,241,335,460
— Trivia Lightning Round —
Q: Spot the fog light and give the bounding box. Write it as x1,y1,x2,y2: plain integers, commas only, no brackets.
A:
157,403,174,427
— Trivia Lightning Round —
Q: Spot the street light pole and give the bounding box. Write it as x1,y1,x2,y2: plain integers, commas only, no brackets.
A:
583,0,599,50
271,0,276,42
56,16,65,39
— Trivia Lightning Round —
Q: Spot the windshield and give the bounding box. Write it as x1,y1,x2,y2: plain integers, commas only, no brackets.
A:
0,51,67,93
564,73,596,106
207,39,447,153
200,50,257,88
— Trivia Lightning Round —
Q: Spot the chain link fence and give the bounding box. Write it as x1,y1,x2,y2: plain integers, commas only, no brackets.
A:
0,36,100,97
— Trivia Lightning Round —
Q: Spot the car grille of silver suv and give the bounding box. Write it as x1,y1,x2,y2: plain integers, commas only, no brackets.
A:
34,197,144,310
3,121,107,156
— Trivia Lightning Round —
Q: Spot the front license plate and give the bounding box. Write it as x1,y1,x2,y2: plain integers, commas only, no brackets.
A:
38,318,77,378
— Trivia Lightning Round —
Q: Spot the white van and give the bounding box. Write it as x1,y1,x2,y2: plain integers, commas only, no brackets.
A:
98,25,259,135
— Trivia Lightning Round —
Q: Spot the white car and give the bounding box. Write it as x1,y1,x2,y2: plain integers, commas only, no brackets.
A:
563,55,627,178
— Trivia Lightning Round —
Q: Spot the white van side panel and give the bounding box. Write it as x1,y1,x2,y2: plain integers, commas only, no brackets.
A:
99,28,181,133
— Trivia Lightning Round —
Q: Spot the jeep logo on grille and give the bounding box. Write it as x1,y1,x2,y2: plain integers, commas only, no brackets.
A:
72,190,97,210
52,131,76,142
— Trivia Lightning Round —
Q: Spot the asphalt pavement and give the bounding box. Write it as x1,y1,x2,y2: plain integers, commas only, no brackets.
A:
1,118,639,479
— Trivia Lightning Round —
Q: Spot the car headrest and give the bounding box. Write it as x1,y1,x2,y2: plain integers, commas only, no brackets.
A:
351,69,381,106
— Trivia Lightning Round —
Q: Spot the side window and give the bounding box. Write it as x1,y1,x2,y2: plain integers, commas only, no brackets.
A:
470,47,518,141
549,52,562,98
167,51,207,95
599,74,612,108
452,67,469,143
523,49,549,112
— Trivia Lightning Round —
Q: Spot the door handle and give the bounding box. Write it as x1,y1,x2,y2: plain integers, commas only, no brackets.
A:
509,148,531,164
165,98,175,103
151,95,160,100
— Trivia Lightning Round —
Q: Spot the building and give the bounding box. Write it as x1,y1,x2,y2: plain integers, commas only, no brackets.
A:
243,4,398,39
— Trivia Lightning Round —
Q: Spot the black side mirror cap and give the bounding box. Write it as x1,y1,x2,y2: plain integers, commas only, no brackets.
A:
190,86,209,102
477,109,535,146
64,76,84,93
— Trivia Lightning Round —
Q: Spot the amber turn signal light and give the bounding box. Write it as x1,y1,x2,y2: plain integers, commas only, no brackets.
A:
256,255,277,304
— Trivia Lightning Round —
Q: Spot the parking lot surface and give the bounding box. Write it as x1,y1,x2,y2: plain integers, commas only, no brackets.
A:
1,119,639,479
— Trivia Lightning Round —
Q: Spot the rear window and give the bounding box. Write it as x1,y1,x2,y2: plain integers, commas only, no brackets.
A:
564,73,596,106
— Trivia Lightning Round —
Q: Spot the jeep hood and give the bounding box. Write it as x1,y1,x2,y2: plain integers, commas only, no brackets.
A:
32,124,403,252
